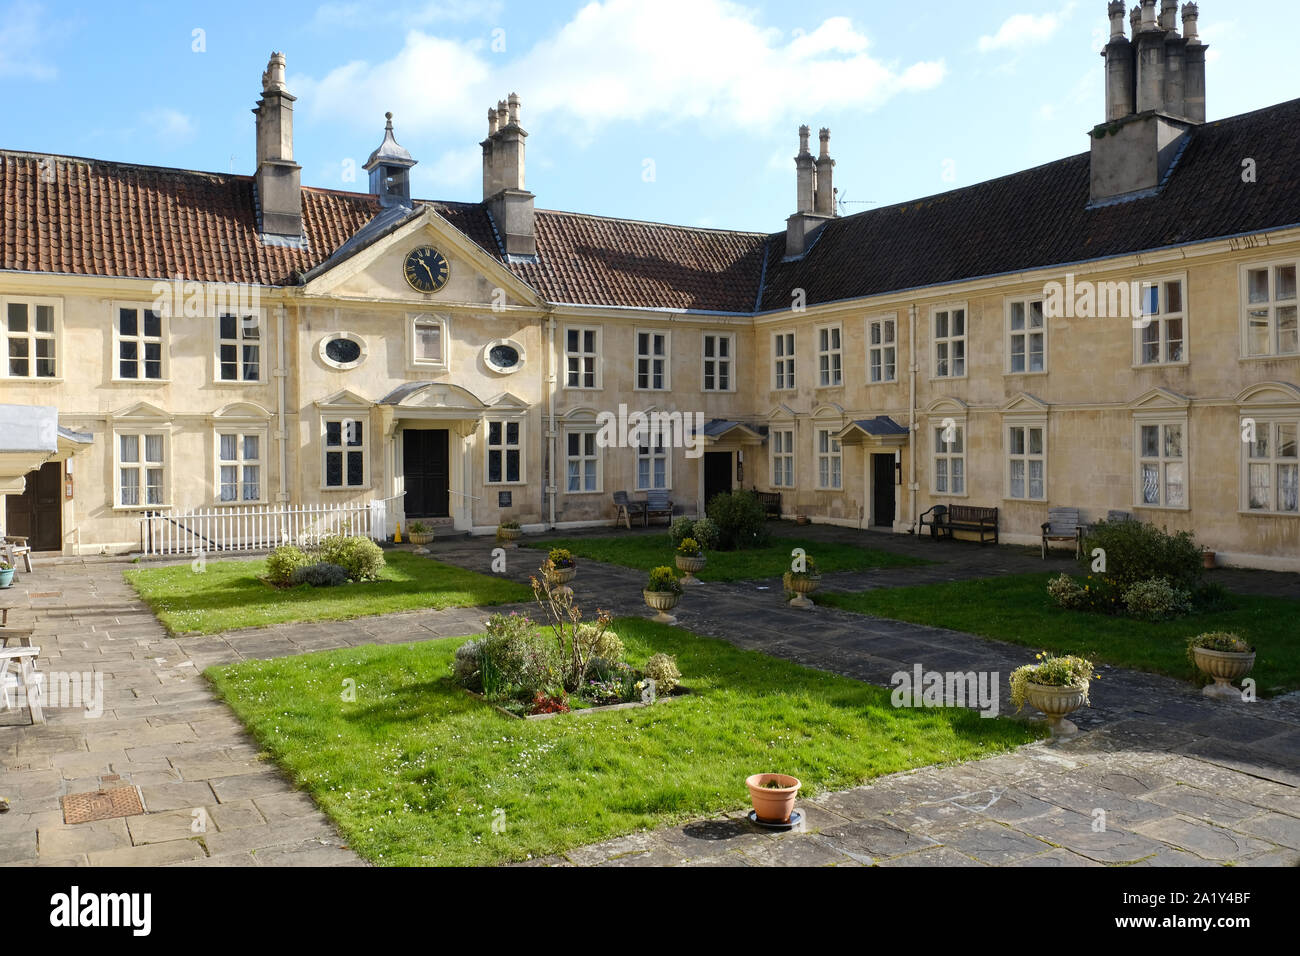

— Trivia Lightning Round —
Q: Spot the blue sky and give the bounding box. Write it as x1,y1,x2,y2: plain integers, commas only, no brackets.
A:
1,0,1295,233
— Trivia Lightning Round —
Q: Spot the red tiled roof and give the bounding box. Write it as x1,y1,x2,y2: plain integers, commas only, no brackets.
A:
517,211,767,312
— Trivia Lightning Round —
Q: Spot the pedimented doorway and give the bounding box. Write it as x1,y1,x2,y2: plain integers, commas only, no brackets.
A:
402,428,450,519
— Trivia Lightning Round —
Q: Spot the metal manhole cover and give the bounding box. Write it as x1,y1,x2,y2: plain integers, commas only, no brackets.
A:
61,786,144,824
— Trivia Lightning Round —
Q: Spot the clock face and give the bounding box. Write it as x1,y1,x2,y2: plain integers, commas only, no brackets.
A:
403,246,450,294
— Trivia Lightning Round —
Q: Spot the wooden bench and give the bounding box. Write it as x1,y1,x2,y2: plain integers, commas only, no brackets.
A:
752,491,782,519
0,646,43,724
2,536,33,573
645,490,674,526
0,605,35,648
1042,508,1086,559
612,491,647,530
920,505,999,545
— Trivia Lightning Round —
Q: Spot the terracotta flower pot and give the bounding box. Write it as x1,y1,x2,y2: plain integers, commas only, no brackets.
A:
546,565,577,587
1202,550,1217,570
1025,682,1088,738
643,589,680,624
783,572,821,609
675,553,706,585
1192,645,1256,701
746,773,801,824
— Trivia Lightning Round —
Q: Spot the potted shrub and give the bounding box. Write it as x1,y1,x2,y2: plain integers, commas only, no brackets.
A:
407,521,435,546
0,560,13,589
1009,653,1095,738
745,773,801,825
496,520,522,545
1188,632,1255,700
674,537,706,586
545,548,577,586
783,555,820,609
643,566,682,624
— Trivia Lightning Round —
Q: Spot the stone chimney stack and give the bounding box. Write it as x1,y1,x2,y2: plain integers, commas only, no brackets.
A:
1089,2,1209,205
795,126,815,214
814,128,836,217
786,125,834,259
1104,2,1136,121
481,93,536,258
253,52,303,239
1182,3,1207,123
1135,1,1166,113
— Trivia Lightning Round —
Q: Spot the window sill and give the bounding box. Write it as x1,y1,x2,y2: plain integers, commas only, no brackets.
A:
563,489,605,497
213,500,269,508
320,486,371,493
485,482,528,488
111,378,173,385
409,363,450,375
1134,504,1191,513
212,380,270,387
1003,370,1049,378
562,385,604,392
931,491,970,499
1132,361,1190,370
1238,509,1300,518
1,377,64,384
115,504,172,512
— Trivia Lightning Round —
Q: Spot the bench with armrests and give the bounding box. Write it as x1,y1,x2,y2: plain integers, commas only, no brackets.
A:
645,490,674,526
919,504,999,545
1041,507,1087,559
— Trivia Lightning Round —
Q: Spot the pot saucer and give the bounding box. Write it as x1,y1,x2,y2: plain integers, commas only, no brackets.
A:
747,809,803,832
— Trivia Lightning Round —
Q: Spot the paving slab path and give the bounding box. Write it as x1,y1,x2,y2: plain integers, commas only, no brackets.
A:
2,525,1296,867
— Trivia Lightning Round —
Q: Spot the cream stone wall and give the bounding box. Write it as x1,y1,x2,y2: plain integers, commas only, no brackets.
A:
2,222,1297,568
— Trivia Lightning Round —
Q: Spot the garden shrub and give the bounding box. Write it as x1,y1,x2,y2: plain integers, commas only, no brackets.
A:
706,490,770,551
1122,577,1193,621
318,535,386,582
590,626,624,663
1192,582,1236,613
690,517,720,552
289,562,350,588
1080,519,1202,594
643,653,681,695
477,612,562,702
1046,573,1086,610
669,516,695,547
266,545,311,586
452,638,486,691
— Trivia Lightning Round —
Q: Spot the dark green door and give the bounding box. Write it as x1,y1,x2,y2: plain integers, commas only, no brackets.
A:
403,430,450,518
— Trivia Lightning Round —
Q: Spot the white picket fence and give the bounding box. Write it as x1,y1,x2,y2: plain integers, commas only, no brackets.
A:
140,501,389,557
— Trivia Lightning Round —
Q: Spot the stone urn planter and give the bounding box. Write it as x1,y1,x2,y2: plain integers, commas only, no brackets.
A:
675,553,706,586
1192,646,1256,701
1025,682,1088,738
784,572,821,609
643,590,680,624
745,773,801,825
407,529,435,546
497,526,522,547
546,565,577,587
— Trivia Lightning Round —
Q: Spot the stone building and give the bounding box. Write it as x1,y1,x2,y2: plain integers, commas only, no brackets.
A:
1,2,1297,568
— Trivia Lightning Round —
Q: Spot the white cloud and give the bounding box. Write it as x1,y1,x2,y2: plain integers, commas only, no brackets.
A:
0,1,56,80
141,108,197,145
295,0,945,143
413,145,483,192
978,5,1075,54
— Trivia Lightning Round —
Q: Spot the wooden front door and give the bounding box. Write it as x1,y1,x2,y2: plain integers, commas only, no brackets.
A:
403,429,450,518
6,460,62,551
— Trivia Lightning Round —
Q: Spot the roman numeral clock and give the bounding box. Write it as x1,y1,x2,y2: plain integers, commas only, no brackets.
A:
403,246,450,294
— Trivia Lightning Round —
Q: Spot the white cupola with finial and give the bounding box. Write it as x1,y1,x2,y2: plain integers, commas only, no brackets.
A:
364,113,417,208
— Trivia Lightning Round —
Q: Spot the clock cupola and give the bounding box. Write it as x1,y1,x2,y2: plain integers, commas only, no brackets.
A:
364,113,417,208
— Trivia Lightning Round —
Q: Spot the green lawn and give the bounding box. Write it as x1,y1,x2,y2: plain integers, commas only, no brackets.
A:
126,551,530,636
818,573,1300,696
207,618,1040,866
524,532,928,582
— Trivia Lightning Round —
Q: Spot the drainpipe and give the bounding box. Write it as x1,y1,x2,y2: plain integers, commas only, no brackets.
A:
546,309,558,528
908,303,919,534
276,303,290,505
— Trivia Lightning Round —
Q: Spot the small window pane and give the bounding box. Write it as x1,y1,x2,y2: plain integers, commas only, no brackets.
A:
1277,265,1297,301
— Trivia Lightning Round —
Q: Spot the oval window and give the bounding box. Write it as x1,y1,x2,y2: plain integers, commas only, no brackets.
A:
325,338,362,364
484,339,525,374
319,333,366,370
